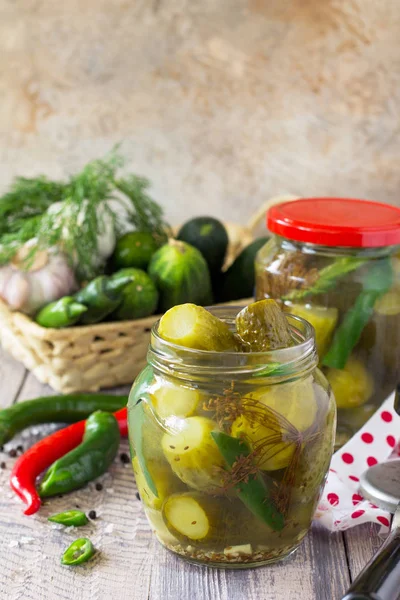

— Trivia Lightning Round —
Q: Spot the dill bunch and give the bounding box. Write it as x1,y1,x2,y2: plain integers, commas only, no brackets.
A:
0,149,170,281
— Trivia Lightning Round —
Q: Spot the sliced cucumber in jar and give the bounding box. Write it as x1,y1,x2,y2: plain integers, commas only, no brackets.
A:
236,300,293,351
132,456,184,510
161,416,225,493
231,378,317,471
231,414,295,471
162,492,222,543
158,303,238,351
325,356,374,409
150,380,200,419
284,303,338,358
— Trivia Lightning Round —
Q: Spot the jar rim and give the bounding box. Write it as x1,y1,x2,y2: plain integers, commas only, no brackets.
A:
147,306,318,382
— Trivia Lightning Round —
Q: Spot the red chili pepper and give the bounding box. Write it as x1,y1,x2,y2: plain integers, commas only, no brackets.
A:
10,407,128,516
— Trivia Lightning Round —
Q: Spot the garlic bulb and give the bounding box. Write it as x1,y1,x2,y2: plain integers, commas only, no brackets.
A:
47,200,118,267
0,243,77,315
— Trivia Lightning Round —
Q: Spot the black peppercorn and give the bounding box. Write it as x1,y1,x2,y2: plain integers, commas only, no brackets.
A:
88,510,97,520
8,449,17,458
120,452,130,464
0,462,6,469
95,483,103,491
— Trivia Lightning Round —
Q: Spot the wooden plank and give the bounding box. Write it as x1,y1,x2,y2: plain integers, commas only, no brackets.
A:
344,524,382,582
148,524,350,600
0,347,27,409
0,430,155,600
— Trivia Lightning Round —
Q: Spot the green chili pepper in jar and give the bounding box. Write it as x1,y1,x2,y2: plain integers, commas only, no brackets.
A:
0,393,127,446
48,510,89,527
61,538,95,566
323,258,393,370
211,432,285,531
35,297,87,328
211,431,284,531
38,411,120,497
75,274,133,324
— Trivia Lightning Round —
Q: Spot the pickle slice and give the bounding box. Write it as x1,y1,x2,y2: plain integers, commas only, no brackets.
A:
231,415,295,471
145,508,179,546
325,356,374,409
150,380,200,419
162,492,222,542
374,287,400,316
132,457,183,510
161,416,225,493
236,300,293,351
231,378,317,471
158,303,238,351
285,303,338,358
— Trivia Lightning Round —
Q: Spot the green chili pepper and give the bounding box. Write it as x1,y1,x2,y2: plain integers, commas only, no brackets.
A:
0,393,127,446
48,510,89,526
61,537,95,566
39,411,120,498
35,297,87,328
75,274,133,324
323,258,393,370
211,431,285,531
128,367,158,496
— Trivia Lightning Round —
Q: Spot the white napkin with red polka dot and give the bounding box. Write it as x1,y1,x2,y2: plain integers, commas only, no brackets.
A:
314,392,400,532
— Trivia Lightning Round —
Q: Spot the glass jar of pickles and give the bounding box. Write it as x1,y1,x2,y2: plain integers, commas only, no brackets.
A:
256,197,400,446
128,301,335,568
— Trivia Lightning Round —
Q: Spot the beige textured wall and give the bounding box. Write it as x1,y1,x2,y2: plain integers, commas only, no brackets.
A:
1,0,399,225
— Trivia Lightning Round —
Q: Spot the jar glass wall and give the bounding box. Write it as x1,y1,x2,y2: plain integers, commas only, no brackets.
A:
255,236,400,446
128,307,335,568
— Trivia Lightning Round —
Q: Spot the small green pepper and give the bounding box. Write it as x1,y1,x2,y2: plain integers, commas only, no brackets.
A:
48,510,89,526
61,537,95,566
75,274,133,324
323,258,393,369
211,431,285,531
35,297,87,328
0,393,127,446
39,411,120,497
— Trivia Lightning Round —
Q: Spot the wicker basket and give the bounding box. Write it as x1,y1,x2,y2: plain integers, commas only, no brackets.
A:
0,196,298,393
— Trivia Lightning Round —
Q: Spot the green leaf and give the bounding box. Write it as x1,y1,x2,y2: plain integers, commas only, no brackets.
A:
323,258,393,369
0,147,170,280
283,257,367,301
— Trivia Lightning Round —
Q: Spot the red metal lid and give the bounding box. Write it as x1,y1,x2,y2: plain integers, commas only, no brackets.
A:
267,198,400,247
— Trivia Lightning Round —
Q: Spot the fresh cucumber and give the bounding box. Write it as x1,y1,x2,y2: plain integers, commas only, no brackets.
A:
112,268,159,320
177,216,229,277
218,237,269,301
148,240,213,312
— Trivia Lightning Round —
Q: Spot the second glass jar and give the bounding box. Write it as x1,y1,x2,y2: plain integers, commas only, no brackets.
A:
256,197,400,446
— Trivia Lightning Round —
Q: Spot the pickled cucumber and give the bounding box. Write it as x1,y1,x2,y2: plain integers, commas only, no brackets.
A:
158,303,238,351
285,303,338,358
161,416,225,493
150,380,200,419
145,508,179,546
231,414,295,471
325,356,374,409
236,300,293,351
374,287,400,316
162,492,223,543
230,378,317,471
132,456,183,510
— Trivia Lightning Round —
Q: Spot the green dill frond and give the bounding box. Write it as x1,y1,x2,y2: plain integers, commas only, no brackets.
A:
0,148,170,281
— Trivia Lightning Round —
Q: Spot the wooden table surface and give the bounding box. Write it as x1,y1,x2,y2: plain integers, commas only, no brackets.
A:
0,348,383,600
